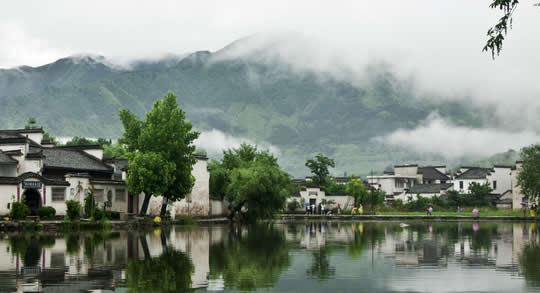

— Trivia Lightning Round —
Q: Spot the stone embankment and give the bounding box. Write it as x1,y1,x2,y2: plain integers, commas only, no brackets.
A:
277,214,538,222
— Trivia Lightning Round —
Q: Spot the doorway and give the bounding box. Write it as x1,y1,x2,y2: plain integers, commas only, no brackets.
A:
23,189,42,216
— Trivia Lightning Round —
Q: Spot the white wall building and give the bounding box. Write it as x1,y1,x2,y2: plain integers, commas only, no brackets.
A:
137,156,210,218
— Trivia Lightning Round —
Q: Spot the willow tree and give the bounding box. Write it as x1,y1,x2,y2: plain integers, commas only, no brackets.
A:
120,92,200,216
210,144,292,221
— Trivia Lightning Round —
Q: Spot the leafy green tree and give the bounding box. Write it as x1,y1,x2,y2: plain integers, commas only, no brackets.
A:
518,144,540,202
103,142,128,158
365,188,384,214
469,182,493,205
210,144,292,221
209,160,230,199
64,136,96,146
119,92,200,216
323,177,347,193
305,153,335,186
346,177,367,207
484,1,540,58
25,117,38,129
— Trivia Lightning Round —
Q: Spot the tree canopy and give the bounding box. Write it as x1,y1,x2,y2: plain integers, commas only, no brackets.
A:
209,144,292,221
518,144,540,202
484,0,540,58
119,91,200,216
305,153,335,186
346,177,368,207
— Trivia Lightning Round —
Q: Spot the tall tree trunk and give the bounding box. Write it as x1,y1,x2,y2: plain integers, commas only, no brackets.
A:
160,197,168,218
139,193,152,217
160,230,168,254
139,235,151,260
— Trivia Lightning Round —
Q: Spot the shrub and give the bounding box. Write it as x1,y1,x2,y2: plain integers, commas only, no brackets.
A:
10,200,30,220
104,211,120,220
66,200,81,221
92,208,105,221
391,199,404,210
38,206,56,218
287,199,301,212
84,194,96,218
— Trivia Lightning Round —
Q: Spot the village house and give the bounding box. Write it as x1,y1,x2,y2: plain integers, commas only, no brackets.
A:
289,178,355,212
0,128,211,218
368,164,453,201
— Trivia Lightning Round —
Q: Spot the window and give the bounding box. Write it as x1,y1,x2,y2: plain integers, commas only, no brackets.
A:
94,189,104,202
459,181,464,189
52,188,65,201
493,180,497,190
115,189,126,202
308,191,318,196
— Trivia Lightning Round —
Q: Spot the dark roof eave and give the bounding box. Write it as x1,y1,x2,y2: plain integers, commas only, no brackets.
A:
43,165,114,173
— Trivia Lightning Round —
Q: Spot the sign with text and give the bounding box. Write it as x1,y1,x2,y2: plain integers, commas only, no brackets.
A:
22,181,42,189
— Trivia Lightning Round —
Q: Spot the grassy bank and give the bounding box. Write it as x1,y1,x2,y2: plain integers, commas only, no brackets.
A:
376,208,526,217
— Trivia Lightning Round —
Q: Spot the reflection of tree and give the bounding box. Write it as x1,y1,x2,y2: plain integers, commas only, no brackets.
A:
9,235,47,266
520,225,540,286
126,249,194,293
83,231,119,263
347,223,385,258
307,246,335,280
209,223,291,291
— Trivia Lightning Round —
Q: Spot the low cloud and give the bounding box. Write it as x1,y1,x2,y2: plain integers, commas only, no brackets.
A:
196,129,280,157
376,113,540,160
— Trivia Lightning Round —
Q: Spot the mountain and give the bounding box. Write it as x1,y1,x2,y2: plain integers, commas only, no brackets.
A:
0,38,487,176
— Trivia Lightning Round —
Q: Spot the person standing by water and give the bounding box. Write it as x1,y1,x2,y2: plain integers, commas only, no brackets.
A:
321,203,325,215
457,206,462,216
531,203,537,217
521,202,528,217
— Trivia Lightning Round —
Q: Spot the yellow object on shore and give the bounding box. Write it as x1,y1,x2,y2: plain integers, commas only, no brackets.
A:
154,216,162,224
531,210,536,217
351,207,357,215
358,205,363,215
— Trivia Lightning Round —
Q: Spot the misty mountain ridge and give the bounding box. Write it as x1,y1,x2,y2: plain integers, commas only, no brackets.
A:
0,37,505,176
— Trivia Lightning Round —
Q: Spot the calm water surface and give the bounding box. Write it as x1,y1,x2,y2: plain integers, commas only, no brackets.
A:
1,221,539,292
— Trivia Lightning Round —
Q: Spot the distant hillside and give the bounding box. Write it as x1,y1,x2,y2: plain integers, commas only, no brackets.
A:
463,149,521,169
0,38,487,176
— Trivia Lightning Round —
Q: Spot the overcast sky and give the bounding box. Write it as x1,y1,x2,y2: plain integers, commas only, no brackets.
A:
1,0,540,158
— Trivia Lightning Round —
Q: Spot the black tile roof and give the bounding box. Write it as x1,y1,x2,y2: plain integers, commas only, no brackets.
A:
0,131,26,144
418,167,449,180
455,168,492,180
0,150,18,165
0,172,69,186
89,179,126,185
55,144,103,150
408,183,453,194
43,148,113,172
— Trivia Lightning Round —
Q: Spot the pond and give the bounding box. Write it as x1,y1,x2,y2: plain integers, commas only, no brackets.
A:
0,221,539,292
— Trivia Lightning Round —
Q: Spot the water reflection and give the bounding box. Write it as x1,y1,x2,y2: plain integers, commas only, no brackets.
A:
0,221,538,292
